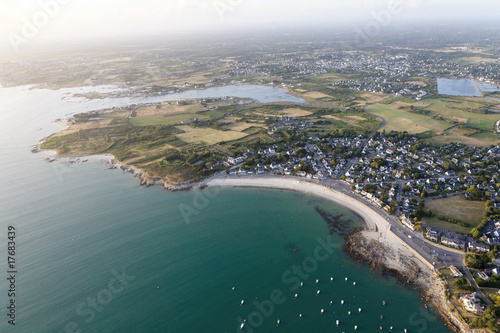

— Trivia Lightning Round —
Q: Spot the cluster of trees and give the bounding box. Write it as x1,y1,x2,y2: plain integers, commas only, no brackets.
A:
369,157,388,170
468,306,500,332
465,251,495,269
477,273,500,288
410,201,433,220
454,277,474,291
330,128,358,138
470,201,500,239
466,185,489,201
437,216,470,227
363,184,378,193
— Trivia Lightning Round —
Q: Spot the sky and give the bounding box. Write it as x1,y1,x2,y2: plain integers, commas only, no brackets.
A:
1,0,500,54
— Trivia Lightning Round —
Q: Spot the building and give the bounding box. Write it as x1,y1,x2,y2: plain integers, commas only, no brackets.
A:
449,266,463,277
400,214,415,231
468,241,490,253
426,229,439,242
441,236,465,250
460,293,485,315
478,271,490,281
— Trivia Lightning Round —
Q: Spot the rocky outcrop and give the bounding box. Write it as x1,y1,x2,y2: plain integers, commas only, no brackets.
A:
344,231,422,286
344,231,471,333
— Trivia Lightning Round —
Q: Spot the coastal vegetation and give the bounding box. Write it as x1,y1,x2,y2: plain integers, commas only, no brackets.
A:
41,97,381,183
465,252,495,269
469,306,500,332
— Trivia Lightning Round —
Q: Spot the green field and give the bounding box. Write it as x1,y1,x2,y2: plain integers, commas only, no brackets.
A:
129,114,209,126
175,126,247,145
423,98,498,127
366,97,500,145
481,288,500,303
423,195,485,233
366,103,452,134
466,118,494,131
242,126,263,135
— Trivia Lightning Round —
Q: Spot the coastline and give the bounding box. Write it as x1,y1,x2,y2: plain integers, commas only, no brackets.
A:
35,145,470,332
203,176,470,333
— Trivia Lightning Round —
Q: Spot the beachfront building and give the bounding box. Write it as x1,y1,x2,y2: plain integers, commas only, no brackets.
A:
400,214,415,231
449,266,463,277
426,229,439,243
460,293,485,315
468,241,490,253
441,236,465,250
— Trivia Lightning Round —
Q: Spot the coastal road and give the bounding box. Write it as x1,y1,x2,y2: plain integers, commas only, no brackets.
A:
321,179,463,269
462,263,493,306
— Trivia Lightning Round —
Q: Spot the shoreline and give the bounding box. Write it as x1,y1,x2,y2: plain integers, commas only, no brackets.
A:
35,148,470,332
205,177,388,232
203,177,470,333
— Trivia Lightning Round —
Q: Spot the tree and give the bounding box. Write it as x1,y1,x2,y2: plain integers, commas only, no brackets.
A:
454,278,473,291
467,186,483,200
465,253,491,269
470,228,481,239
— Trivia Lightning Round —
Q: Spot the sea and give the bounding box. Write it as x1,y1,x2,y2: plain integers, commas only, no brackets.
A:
0,85,451,332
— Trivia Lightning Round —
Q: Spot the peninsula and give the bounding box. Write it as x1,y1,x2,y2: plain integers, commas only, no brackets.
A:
23,26,500,333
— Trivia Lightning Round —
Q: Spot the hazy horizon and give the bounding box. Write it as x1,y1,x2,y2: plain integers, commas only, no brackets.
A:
1,0,500,56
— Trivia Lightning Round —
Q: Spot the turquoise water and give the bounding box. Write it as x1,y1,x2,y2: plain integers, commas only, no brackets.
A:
0,86,450,332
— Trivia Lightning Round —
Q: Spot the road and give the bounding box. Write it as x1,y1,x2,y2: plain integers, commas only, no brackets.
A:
319,178,464,269
462,263,493,306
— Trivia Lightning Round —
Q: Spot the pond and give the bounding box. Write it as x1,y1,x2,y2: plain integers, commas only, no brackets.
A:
475,81,500,93
437,78,481,97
